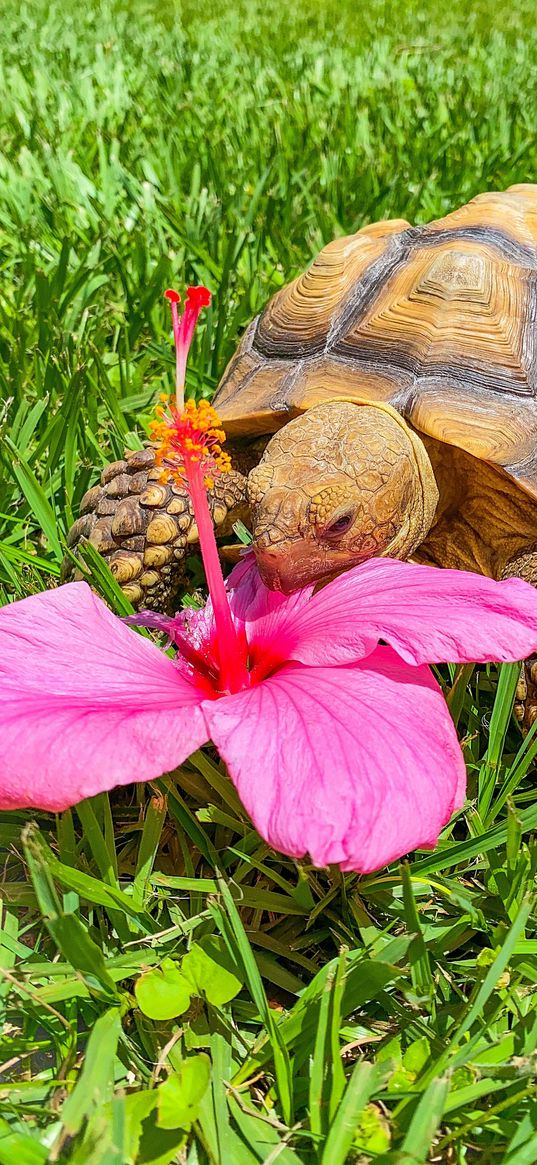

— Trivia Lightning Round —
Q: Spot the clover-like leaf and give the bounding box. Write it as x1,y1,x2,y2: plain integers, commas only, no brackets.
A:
134,957,192,1020
157,1054,211,1130
181,936,243,1006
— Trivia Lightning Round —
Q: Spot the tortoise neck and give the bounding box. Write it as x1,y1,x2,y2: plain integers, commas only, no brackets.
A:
418,433,537,578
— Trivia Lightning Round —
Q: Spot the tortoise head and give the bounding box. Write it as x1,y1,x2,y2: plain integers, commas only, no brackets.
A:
248,401,439,593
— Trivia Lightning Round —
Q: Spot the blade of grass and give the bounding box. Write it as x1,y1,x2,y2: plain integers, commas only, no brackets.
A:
320,1061,387,1165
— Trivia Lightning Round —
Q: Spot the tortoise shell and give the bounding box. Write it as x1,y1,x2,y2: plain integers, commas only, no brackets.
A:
214,183,537,501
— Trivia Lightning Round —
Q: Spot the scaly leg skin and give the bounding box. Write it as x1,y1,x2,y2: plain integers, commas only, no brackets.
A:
62,444,250,614
502,546,537,733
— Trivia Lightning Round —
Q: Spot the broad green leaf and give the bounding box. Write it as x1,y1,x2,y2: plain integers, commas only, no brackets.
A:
403,1037,431,1076
135,958,192,1020
354,1104,391,1154
133,1100,186,1165
156,1055,211,1130
182,936,243,1006
91,1092,186,1165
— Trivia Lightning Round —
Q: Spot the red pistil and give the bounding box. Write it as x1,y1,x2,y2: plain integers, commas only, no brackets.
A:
186,286,211,309
164,284,212,410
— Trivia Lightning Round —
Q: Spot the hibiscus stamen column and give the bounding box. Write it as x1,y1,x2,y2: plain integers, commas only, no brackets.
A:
150,287,249,694
183,452,249,693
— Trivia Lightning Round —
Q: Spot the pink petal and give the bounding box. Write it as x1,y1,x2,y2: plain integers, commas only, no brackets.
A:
264,557,537,668
127,557,298,652
226,553,306,616
159,555,314,669
0,583,208,811
225,553,313,648
203,647,466,872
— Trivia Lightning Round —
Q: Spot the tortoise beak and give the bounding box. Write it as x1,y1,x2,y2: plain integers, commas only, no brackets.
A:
255,558,295,594
254,544,351,594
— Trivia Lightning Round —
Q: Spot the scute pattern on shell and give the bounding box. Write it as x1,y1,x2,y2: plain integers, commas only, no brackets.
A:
63,447,248,612
213,184,537,500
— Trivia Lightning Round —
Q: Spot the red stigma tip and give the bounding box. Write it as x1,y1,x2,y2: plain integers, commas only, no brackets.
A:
187,286,212,308
165,288,181,303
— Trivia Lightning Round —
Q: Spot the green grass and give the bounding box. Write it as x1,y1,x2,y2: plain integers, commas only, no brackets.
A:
1,0,537,1160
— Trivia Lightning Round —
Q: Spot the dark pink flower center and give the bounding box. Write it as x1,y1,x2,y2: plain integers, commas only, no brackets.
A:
128,603,287,697
170,614,285,698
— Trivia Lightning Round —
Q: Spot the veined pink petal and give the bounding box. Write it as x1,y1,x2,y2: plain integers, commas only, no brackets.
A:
0,583,208,811
165,555,313,676
203,646,466,873
226,552,313,635
262,557,537,668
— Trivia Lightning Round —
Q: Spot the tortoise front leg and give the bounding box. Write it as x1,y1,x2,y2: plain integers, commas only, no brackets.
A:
63,445,249,614
502,546,537,732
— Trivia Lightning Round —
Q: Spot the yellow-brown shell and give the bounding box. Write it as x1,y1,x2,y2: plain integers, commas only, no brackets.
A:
214,184,537,500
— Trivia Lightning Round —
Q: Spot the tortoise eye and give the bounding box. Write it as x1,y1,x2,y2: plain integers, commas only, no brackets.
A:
324,510,355,538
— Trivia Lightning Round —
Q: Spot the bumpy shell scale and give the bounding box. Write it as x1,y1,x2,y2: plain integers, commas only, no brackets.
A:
214,183,537,502
65,447,247,612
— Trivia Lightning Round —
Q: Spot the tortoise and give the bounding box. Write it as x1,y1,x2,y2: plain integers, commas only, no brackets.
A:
65,183,537,686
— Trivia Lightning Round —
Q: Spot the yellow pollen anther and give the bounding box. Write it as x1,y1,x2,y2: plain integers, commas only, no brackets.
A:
149,397,231,488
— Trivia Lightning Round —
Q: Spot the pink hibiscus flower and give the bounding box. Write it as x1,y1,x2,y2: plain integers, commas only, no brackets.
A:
2,552,537,872
3,282,537,874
